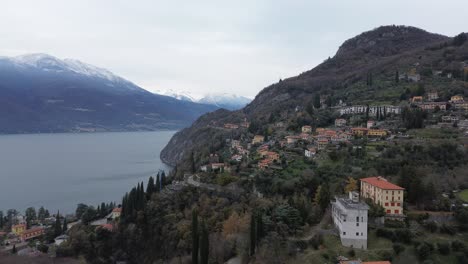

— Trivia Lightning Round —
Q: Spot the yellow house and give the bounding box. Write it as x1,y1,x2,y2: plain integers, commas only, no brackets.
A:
12,224,27,235
252,135,265,145
368,129,388,137
360,177,404,216
451,95,464,103
351,127,368,137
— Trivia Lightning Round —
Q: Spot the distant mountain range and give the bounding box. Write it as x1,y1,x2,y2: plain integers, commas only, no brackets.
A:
0,53,217,134
155,89,252,110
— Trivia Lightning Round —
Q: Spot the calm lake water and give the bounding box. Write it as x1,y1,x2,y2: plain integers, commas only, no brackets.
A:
0,131,175,214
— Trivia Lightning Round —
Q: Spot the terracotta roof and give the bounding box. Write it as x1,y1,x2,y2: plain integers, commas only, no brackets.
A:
112,208,122,213
361,176,404,190
22,227,45,235
364,262,392,264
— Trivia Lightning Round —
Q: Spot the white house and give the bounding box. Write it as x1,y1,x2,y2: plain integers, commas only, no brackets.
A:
54,235,69,246
331,192,369,249
304,147,316,158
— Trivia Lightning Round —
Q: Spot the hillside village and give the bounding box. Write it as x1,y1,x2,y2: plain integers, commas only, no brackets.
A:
2,26,468,264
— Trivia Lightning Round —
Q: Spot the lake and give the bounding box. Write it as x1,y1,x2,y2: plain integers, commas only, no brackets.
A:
0,131,175,214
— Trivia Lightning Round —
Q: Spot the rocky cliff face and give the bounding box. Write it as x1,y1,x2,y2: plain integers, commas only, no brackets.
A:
161,25,464,170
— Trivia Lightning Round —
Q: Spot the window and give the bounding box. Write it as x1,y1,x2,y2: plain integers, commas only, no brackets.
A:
386,196,388,200
356,232,359,236
386,210,391,214
395,210,399,214
343,232,346,235
361,232,363,236
356,216,359,222
361,217,363,222
391,202,395,206
356,223,359,227
385,203,389,206
397,203,401,206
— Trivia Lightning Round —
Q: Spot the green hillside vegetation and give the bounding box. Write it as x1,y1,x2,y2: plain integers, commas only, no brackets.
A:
38,26,468,264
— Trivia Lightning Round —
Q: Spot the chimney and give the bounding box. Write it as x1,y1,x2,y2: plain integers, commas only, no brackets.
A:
349,191,359,203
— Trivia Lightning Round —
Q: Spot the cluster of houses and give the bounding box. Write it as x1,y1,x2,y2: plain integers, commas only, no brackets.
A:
411,93,468,111
256,144,280,170
223,118,250,130
200,154,232,173
332,176,404,250
283,123,389,159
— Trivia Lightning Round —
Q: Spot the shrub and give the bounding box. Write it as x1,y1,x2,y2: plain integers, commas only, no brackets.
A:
451,240,466,252
416,243,432,260
437,242,450,255
424,221,438,233
348,249,355,257
393,243,405,255
385,219,406,228
394,229,413,243
439,224,456,235
379,250,393,261
37,243,49,253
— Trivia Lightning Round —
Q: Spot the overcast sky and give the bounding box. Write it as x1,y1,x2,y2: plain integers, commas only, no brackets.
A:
1,0,467,98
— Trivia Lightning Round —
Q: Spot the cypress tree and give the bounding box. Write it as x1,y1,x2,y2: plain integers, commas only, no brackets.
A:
147,176,155,195
54,211,62,236
256,212,264,245
161,171,166,188
0,211,3,228
200,220,209,264
191,151,196,173
192,210,199,264
155,174,161,192
249,213,256,256
62,218,68,233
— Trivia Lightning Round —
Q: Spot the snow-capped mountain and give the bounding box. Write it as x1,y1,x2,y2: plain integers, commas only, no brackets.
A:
6,53,141,92
154,90,252,110
0,53,217,133
197,93,251,110
154,89,196,102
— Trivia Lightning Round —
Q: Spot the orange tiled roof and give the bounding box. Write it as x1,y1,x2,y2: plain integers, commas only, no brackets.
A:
112,208,122,213
361,176,404,190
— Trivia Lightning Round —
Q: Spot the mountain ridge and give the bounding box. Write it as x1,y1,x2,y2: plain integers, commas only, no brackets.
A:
0,54,218,133
161,25,467,167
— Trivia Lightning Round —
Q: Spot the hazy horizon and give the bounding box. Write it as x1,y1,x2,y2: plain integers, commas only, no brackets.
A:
1,0,468,98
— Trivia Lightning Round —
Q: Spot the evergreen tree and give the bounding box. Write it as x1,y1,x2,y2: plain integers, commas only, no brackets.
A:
146,176,155,195
191,151,196,174
395,70,399,83
249,213,256,256
313,94,321,109
100,202,106,217
200,220,209,264
192,210,199,264
12,244,16,254
38,206,46,221
155,173,161,192
315,183,331,213
62,218,68,233
256,213,264,244
0,211,3,228
54,211,62,237
161,171,167,188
